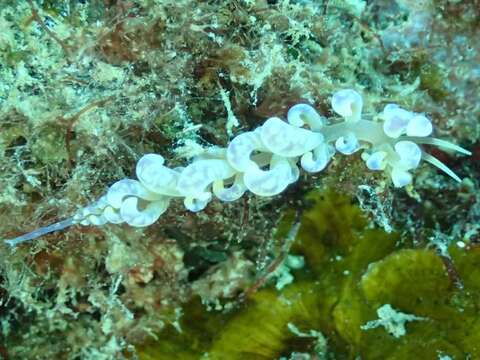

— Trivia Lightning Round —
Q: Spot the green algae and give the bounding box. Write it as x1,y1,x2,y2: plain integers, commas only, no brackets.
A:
418,62,450,102
137,190,480,359
361,249,452,315
31,125,68,164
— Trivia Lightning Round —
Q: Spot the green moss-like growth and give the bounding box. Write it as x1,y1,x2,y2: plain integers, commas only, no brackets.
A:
418,63,449,102
31,124,68,164
389,55,450,103
139,284,327,359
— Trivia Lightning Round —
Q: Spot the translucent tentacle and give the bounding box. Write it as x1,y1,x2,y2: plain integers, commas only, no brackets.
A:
422,152,462,182
4,218,76,247
408,137,471,155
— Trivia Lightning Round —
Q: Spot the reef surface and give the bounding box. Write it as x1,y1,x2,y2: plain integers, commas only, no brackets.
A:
0,1,479,359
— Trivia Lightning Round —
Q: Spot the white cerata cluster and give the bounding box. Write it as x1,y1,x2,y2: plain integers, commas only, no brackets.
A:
5,89,471,246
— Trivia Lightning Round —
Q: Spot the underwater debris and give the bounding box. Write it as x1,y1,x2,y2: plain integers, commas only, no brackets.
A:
360,303,426,338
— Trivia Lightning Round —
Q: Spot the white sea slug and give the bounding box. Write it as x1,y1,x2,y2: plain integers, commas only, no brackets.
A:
4,89,471,246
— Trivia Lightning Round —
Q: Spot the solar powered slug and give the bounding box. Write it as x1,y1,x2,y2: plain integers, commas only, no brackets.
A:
4,89,471,247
